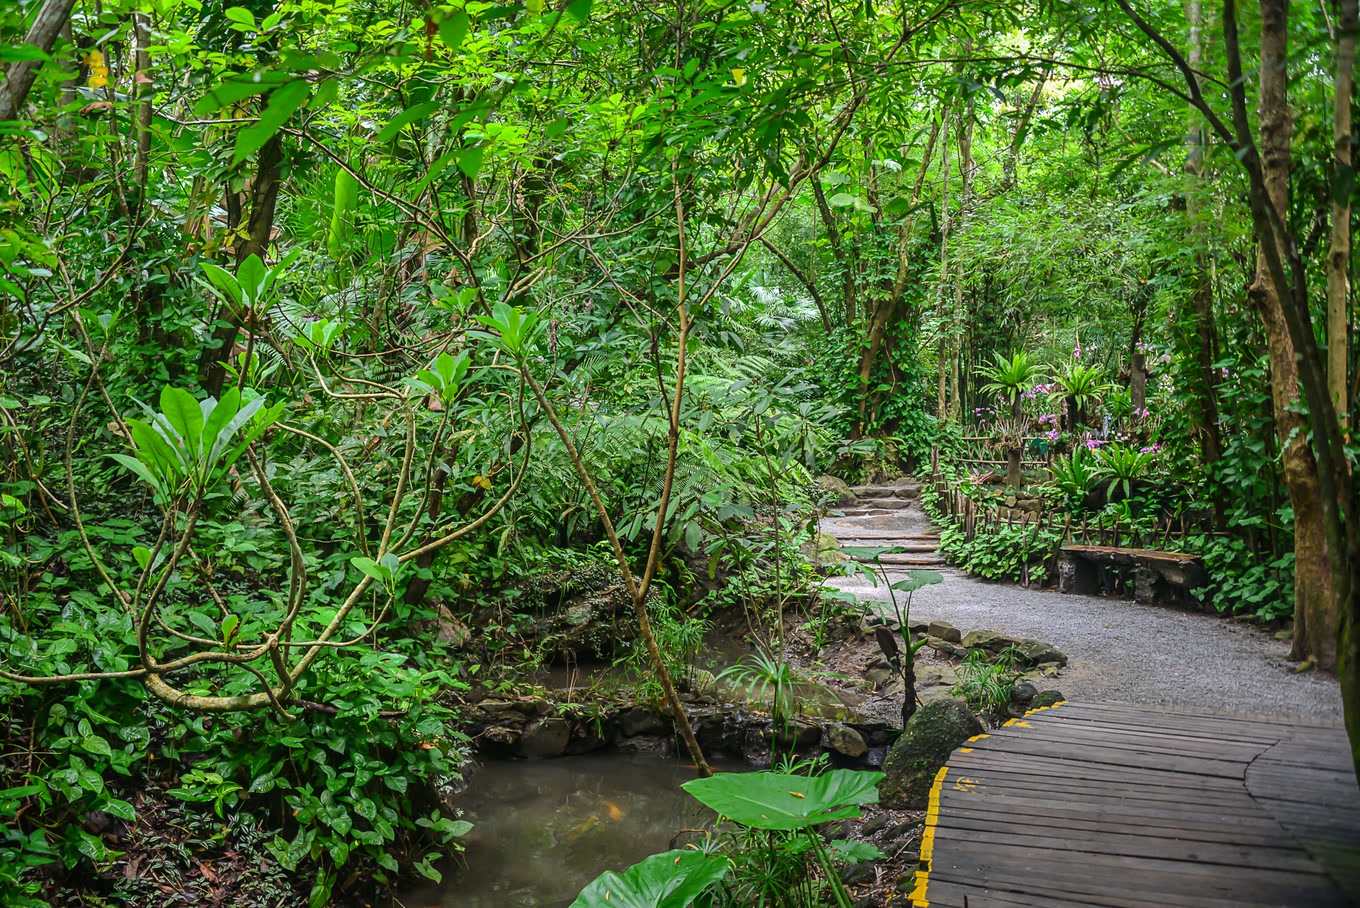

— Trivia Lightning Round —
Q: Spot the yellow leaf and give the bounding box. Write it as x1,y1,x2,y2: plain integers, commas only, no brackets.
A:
731,68,747,86
85,49,109,89
474,475,492,491
788,790,805,798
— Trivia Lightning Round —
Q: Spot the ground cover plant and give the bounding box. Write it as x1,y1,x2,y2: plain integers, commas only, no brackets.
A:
3,0,1360,902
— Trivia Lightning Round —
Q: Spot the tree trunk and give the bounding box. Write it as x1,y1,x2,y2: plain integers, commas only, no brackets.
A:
1329,0,1357,428
1248,0,1336,670
199,134,285,398
1003,66,1050,190
854,116,941,434
1130,352,1148,413
0,0,76,121
1184,0,1224,467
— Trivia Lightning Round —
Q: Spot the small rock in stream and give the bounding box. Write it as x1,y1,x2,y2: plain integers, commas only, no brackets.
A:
512,717,571,758
829,724,869,758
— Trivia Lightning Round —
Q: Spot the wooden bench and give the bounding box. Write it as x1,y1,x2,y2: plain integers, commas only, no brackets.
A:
1058,544,1206,606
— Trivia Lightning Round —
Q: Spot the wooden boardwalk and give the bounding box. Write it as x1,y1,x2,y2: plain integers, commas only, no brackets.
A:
908,701,1360,908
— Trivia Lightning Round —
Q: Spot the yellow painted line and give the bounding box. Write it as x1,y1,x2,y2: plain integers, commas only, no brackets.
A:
1002,717,1018,727
909,706,1059,905
908,764,950,907
1023,699,1068,718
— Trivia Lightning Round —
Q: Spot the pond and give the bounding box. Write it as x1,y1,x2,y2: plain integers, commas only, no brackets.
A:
398,753,740,908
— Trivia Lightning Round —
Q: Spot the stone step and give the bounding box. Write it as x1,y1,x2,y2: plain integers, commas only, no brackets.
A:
834,542,941,552
850,485,921,499
850,497,913,510
843,545,939,555
835,509,916,518
832,533,940,542
853,553,947,566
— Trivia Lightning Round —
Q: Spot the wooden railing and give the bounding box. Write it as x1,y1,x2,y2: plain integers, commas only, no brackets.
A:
949,435,1054,481
929,479,1200,591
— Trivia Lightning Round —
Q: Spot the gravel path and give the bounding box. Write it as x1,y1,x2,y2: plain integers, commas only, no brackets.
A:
822,494,1345,724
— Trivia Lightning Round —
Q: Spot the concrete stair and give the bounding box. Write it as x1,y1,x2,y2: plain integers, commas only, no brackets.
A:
820,477,948,570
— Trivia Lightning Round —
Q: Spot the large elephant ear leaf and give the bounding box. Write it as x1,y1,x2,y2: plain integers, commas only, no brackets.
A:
570,849,727,908
682,770,884,831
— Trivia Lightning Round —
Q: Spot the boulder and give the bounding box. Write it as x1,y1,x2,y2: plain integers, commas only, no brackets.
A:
512,717,571,758
1032,690,1066,709
878,699,984,809
840,862,880,885
828,724,869,758
802,531,847,568
774,719,822,752
926,621,962,644
616,735,674,757
960,629,1018,652
925,638,965,657
915,663,958,687
564,724,607,756
433,604,471,647
864,667,894,688
617,706,670,738
817,475,858,507
476,724,521,755
859,813,891,836
1013,640,1068,667
882,819,922,842
1009,680,1039,709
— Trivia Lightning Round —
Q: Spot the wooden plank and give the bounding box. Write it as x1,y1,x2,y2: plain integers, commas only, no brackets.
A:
927,845,1345,905
925,866,1346,908
1049,702,1290,730
944,786,1265,821
928,823,1326,874
938,801,1290,844
1061,544,1200,560
946,754,1248,794
1057,700,1344,733
957,735,1249,779
990,721,1270,760
913,702,1360,908
920,879,1112,908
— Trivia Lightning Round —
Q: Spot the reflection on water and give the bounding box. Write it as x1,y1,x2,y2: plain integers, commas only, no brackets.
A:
398,754,736,908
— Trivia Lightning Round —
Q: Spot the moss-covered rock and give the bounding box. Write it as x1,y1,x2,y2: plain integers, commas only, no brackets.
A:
877,699,983,808
1031,690,1066,709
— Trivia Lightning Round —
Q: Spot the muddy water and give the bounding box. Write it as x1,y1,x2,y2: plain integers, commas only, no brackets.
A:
398,754,737,908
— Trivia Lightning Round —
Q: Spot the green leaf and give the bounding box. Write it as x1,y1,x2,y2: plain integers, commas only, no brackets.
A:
351,556,391,583
233,80,310,167
0,45,50,63
828,839,886,863
109,454,163,495
682,769,883,831
200,261,245,308
195,71,294,117
458,146,484,180
159,387,204,464
566,0,594,20
571,849,727,908
375,101,441,143
883,196,913,216
439,11,470,50
100,797,137,822
223,6,257,27
80,735,113,759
